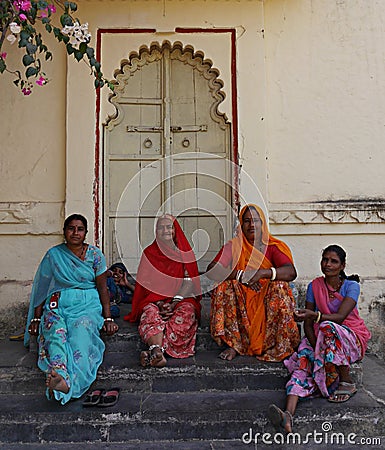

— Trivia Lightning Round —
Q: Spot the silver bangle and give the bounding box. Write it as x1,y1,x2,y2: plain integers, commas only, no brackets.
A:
173,295,184,302
184,277,192,281
270,267,277,281
104,317,114,322
31,318,41,323
236,270,244,282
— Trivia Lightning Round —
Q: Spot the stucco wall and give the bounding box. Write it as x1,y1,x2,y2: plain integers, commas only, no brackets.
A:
0,29,67,331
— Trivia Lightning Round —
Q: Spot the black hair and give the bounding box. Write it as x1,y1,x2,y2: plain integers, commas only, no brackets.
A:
63,214,88,233
322,244,360,282
109,262,128,274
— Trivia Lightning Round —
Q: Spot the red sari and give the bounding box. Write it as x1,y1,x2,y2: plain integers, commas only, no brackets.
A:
124,215,201,357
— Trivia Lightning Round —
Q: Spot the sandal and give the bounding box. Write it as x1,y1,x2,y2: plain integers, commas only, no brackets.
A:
328,381,357,403
97,387,121,407
268,404,293,433
83,388,105,407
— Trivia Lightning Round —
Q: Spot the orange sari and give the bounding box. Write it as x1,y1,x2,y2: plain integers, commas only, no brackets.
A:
210,204,299,361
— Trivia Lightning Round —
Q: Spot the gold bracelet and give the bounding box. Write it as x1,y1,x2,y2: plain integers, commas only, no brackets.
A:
314,311,322,323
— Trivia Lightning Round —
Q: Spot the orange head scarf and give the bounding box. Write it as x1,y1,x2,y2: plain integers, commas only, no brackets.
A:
231,204,294,354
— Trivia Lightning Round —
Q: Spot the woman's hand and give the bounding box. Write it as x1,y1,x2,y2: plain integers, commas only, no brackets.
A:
242,269,266,292
28,319,41,336
103,318,119,336
158,302,175,320
294,308,317,322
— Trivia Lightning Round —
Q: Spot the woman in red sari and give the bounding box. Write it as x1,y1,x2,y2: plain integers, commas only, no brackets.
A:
124,214,201,368
207,204,300,362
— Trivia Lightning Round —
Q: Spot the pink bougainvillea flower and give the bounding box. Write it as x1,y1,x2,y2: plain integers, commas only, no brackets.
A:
14,0,31,10
19,13,27,20
48,4,56,13
22,87,32,95
36,76,47,86
0,52,7,59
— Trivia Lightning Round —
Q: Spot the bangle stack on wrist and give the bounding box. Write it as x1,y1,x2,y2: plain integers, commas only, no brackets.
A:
104,317,114,322
31,318,41,323
173,295,184,303
235,270,244,282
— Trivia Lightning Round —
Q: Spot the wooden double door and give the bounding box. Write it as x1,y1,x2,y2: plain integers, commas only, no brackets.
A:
103,41,233,273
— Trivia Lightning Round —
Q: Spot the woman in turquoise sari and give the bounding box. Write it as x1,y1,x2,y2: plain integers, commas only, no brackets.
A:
25,214,118,404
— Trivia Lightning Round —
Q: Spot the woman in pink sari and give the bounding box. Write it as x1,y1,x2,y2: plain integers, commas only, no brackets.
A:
124,214,201,368
268,245,371,433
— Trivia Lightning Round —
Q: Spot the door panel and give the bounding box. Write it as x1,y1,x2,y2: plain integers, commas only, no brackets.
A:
104,42,233,273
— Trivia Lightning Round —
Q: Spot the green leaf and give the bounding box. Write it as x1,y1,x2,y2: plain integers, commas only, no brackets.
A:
94,61,101,71
26,43,38,55
79,42,87,54
45,23,52,33
66,43,74,55
86,47,95,58
60,13,73,27
69,2,77,11
0,59,6,73
22,54,35,66
45,51,53,61
74,50,83,62
26,66,38,78
94,78,100,88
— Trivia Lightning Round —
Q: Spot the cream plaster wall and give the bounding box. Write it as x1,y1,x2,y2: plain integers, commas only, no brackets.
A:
0,28,67,325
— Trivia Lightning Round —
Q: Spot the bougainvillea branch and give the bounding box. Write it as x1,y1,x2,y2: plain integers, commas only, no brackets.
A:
0,0,113,94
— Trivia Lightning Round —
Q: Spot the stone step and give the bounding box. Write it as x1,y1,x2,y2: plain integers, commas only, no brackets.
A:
0,339,364,395
0,389,383,445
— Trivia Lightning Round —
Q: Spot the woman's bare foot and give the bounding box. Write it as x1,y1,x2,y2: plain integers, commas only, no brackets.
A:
268,404,293,433
219,347,238,361
150,348,167,368
46,369,69,395
140,350,151,367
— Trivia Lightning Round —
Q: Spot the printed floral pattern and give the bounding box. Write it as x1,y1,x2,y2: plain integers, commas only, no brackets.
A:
210,280,300,361
285,321,362,398
139,302,198,358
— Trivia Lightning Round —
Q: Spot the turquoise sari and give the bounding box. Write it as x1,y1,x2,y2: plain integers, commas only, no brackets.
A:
25,243,107,404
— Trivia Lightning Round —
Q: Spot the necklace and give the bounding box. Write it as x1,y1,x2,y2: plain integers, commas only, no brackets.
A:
70,244,87,259
324,277,342,299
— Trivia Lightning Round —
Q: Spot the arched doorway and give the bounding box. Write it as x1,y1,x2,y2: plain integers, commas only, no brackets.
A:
103,41,233,273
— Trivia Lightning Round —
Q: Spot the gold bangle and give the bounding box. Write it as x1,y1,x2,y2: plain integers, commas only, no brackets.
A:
315,311,321,323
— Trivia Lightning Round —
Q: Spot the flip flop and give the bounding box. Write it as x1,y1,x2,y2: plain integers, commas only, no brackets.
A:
83,388,105,407
328,382,357,403
97,388,121,407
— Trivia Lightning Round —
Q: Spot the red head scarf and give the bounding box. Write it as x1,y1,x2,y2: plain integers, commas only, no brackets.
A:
124,214,201,322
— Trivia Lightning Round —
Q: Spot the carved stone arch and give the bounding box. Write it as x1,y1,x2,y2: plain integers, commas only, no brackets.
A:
105,40,229,131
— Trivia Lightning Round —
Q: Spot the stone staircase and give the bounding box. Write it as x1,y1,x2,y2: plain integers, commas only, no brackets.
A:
0,299,385,449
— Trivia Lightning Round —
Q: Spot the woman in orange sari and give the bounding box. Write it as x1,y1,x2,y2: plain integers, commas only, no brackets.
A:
207,204,300,362
124,214,201,368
